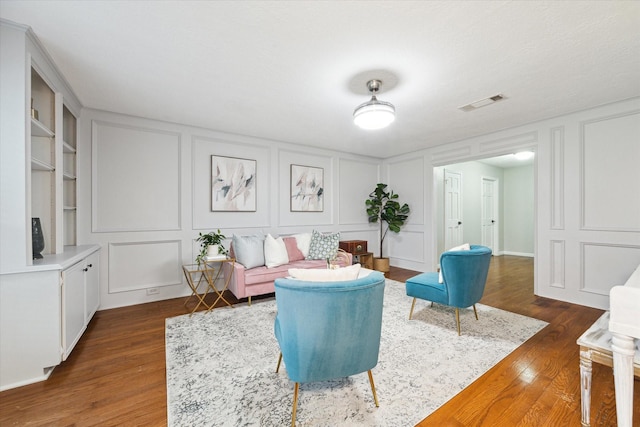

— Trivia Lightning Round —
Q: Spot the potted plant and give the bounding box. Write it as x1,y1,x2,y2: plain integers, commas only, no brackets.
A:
195,229,229,264
365,183,410,274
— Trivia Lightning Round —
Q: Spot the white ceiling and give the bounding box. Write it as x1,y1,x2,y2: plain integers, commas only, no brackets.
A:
1,1,639,159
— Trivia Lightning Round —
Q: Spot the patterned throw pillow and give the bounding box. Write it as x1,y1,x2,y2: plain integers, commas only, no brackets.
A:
307,230,340,260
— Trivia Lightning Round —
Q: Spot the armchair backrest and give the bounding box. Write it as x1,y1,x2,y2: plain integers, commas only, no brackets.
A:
440,245,492,308
274,271,386,383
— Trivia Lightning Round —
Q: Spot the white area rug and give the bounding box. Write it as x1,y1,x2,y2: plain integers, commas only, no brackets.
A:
165,280,547,426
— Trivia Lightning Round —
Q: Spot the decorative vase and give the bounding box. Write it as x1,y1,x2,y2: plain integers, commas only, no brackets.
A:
373,257,390,277
32,217,45,259
206,244,220,258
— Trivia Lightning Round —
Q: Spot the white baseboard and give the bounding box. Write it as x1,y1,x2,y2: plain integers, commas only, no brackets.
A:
501,251,534,258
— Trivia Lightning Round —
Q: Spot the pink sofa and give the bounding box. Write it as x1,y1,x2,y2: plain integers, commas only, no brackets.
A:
222,253,352,304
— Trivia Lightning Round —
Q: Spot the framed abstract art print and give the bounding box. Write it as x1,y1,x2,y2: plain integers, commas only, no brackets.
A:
211,155,256,212
290,164,323,212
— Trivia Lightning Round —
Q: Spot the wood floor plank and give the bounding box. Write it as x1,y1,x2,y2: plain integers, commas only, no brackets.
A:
1,256,639,426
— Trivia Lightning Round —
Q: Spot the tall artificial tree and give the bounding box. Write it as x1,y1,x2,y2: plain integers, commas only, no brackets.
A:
365,183,410,258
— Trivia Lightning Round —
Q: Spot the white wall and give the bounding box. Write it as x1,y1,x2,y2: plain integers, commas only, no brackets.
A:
78,109,382,309
503,165,534,256
384,97,640,310
433,162,505,255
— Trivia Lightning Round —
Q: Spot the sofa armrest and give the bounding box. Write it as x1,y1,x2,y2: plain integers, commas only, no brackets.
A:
223,260,247,298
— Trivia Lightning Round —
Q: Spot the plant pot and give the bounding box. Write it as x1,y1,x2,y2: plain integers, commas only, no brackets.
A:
373,257,390,277
206,244,220,258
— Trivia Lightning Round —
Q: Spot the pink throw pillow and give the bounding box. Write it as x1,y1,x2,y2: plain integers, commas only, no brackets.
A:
283,237,305,261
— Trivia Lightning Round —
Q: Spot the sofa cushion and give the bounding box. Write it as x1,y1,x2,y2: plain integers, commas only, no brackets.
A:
289,263,361,282
264,234,289,268
242,259,326,286
307,230,340,260
232,234,265,269
283,237,305,261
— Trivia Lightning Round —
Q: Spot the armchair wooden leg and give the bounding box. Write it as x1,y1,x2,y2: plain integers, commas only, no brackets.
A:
276,352,282,373
455,308,461,336
248,296,252,306
291,382,299,427
409,297,416,320
473,304,478,320
367,370,380,407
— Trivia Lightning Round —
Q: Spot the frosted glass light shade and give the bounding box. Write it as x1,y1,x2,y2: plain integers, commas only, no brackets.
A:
353,98,395,130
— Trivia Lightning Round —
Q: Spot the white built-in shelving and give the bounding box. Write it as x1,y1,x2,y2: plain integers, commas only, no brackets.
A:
1,19,100,392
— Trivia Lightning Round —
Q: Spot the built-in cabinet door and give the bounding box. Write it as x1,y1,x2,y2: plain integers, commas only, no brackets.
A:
62,260,85,360
85,251,100,322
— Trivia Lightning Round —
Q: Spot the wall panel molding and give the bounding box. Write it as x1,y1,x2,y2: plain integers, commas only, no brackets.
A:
579,109,640,232
431,146,472,165
191,135,272,230
550,127,565,230
550,240,565,288
478,131,538,154
339,158,379,225
92,120,182,232
108,240,182,293
389,229,425,263
580,242,640,296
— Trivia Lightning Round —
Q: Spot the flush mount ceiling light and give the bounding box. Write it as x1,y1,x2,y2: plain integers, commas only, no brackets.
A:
514,151,535,160
353,79,395,130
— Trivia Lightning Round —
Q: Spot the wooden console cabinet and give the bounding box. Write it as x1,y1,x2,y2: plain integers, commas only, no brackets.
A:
339,241,374,270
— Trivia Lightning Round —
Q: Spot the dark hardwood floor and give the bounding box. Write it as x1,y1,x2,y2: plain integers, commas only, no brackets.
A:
0,256,638,426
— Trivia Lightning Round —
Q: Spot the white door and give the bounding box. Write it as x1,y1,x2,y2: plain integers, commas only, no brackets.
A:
444,170,463,250
481,177,498,253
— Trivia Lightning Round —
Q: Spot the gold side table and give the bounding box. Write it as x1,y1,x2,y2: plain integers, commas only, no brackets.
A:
182,263,212,315
182,258,236,315
203,257,235,310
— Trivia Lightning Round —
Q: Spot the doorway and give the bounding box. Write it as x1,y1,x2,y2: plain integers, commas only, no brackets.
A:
434,153,534,259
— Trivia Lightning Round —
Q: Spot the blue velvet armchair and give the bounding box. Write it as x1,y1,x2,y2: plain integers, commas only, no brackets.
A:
274,271,386,426
405,245,492,335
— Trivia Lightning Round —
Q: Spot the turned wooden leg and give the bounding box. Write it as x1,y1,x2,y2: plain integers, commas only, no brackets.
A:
611,333,635,427
579,347,593,426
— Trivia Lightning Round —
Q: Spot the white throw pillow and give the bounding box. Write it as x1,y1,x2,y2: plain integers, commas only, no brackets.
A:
293,233,312,258
264,234,289,268
439,243,471,283
289,263,361,282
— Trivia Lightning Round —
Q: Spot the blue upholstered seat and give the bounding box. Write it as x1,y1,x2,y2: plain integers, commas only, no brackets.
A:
405,245,492,335
274,271,386,426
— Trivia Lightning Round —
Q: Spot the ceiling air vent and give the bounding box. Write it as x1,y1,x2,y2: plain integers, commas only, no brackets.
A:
459,94,506,112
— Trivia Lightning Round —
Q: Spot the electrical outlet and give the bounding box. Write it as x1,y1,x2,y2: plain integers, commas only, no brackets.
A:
146,287,159,296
